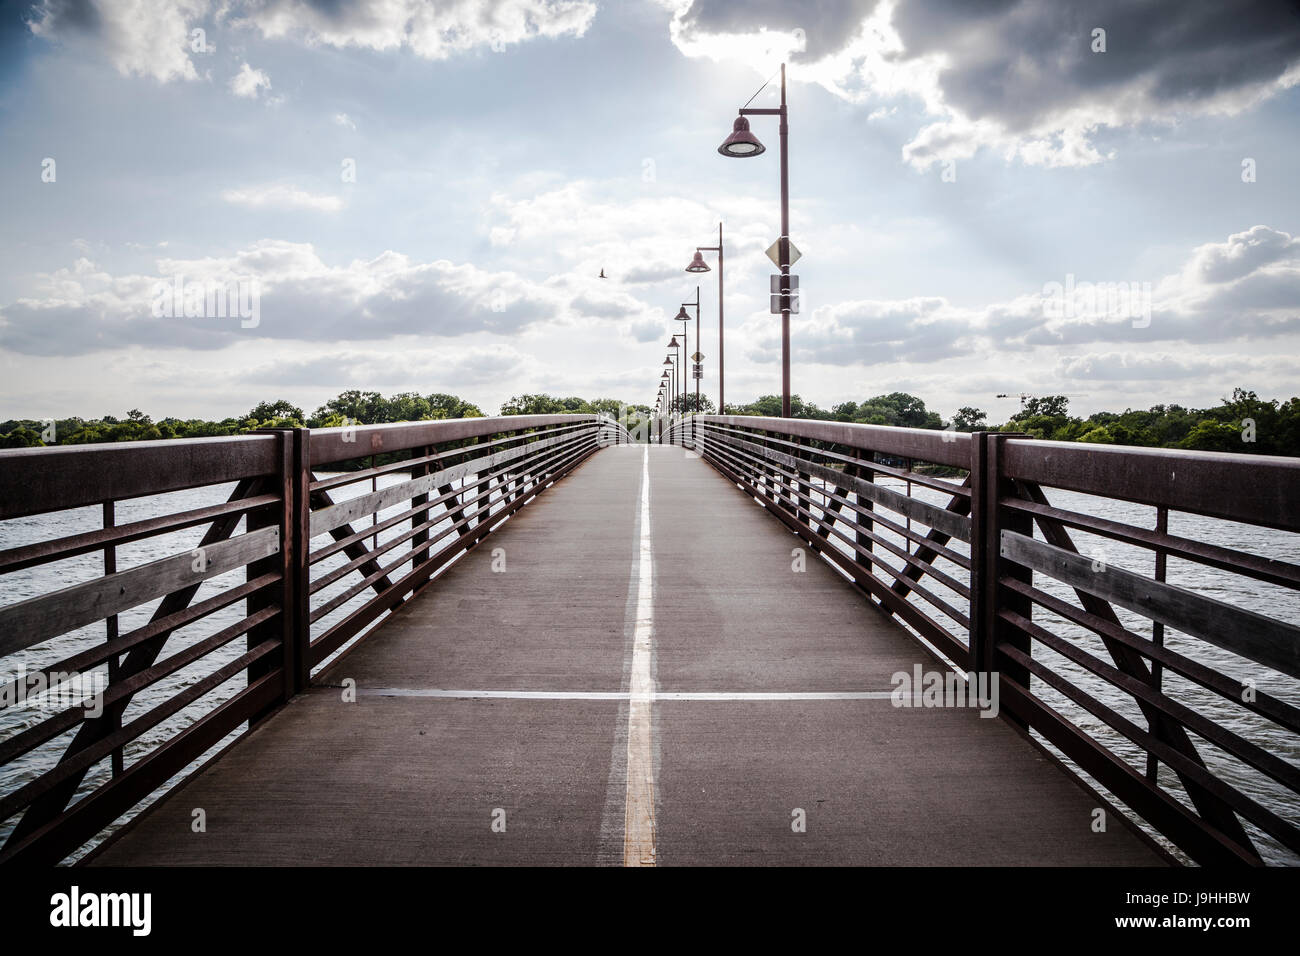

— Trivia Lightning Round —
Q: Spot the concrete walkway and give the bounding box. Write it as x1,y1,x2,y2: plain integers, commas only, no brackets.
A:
92,445,1163,865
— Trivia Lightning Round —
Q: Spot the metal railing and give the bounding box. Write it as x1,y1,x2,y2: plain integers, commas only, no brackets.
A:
678,415,1300,866
0,414,620,864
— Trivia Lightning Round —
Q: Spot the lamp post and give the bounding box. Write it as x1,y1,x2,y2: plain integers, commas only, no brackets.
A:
719,63,792,418
671,322,688,444
675,289,699,447
685,222,723,413
664,346,678,442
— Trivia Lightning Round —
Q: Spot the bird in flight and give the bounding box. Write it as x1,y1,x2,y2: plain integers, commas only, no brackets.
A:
599,268,606,279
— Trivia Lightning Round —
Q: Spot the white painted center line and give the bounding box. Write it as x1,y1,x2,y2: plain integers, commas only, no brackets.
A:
624,444,656,867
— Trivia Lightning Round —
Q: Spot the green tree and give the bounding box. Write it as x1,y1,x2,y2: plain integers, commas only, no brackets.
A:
950,406,987,431
247,399,305,424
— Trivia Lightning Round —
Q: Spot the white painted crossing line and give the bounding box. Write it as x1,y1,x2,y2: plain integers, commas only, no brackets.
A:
356,689,897,701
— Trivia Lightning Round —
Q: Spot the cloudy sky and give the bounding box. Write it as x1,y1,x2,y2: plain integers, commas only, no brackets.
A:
0,0,1297,422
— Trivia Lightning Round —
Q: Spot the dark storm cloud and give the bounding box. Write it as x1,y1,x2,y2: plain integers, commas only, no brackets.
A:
889,0,1300,133
678,0,1300,134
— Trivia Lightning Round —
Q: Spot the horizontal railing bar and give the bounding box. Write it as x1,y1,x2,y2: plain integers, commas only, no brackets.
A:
0,605,279,768
994,673,1260,866
309,497,428,566
704,428,972,542
1001,530,1300,680
1001,609,1300,796
309,427,592,537
707,436,973,570
999,575,1300,734
1001,439,1300,533
307,448,529,568
1002,496,1300,590
0,671,282,866
0,638,279,823
0,525,281,656
695,415,974,468
702,442,971,663
814,476,973,572
706,439,972,608
308,420,596,493
0,435,281,522
0,493,279,575
998,640,1299,856
697,422,972,497
308,414,600,466
308,438,597,667
308,434,585,604
0,572,279,709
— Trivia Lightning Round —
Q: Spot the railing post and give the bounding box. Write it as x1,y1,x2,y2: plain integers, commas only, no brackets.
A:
969,431,1031,722
248,429,292,724
288,427,311,695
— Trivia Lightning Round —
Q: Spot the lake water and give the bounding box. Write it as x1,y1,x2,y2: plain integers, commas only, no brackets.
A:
1,461,1297,864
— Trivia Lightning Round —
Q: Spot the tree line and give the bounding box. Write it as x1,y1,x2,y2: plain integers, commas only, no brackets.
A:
713,388,1298,456
3,387,1296,457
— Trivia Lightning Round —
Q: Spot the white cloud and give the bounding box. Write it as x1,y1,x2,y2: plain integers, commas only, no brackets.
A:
0,237,670,354
221,184,343,211
28,0,208,83
229,61,271,98
231,0,597,59
27,0,597,85
744,226,1300,365
333,112,356,129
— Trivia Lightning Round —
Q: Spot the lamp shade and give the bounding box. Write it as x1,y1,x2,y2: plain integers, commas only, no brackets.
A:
668,335,679,347
686,251,710,273
674,306,690,322
718,115,765,157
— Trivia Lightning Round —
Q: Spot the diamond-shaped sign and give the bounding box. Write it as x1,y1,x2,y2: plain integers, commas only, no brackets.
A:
691,351,704,362
765,237,802,268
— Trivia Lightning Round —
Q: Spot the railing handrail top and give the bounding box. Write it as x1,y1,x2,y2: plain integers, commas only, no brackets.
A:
307,414,601,465
309,413,599,438
1003,435,1300,470
697,415,973,444
0,414,605,463
694,414,973,467
0,432,277,461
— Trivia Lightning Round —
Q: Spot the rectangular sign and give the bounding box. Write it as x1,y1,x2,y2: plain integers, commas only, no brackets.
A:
770,293,800,314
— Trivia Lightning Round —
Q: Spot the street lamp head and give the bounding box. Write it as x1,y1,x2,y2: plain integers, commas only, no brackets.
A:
674,306,690,322
685,250,710,273
718,115,765,157
668,335,680,347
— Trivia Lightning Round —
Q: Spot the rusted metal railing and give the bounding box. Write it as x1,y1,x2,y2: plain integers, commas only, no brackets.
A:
676,415,1300,866
0,414,620,864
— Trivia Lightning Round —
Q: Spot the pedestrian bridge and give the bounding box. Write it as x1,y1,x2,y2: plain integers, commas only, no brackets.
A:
1,415,1297,865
